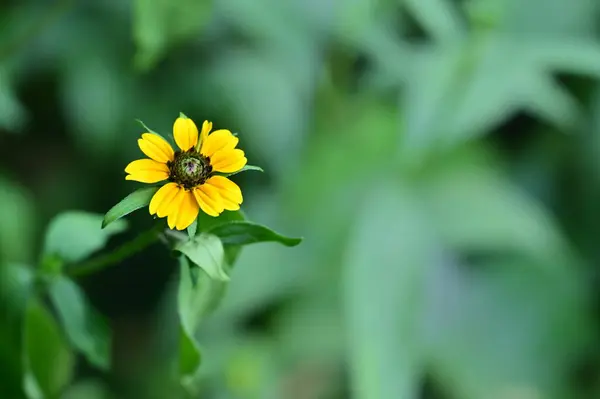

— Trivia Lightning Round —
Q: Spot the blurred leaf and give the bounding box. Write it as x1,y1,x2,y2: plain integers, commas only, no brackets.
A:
175,233,229,281
61,379,111,399
344,182,430,399
48,276,111,370
178,256,227,334
23,300,74,399
0,67,26,133
402,0,464,43
424,259,589,399
187,220,198,239
402,34,600,156
44,211,127,263
0,177,36,263
102,187,159,229
420,150,574,266
477,0,599,37
207,221,302,247
204,49,306,174
177,256,230,391
133,0,213,70
0,263,35,397
178,325,201,379
222,165,264,177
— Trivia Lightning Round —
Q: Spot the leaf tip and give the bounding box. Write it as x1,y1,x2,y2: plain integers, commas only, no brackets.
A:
179,112,188,119
285,237,303,247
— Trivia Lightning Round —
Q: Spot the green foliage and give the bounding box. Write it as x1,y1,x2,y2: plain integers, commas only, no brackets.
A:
44,212,127,264
102,187,160,229
344,184,429,399
175,233,230,281
48,276,111,370
207,221,302,247
0,177,36,263
221,165,264,177
3,0,600,397
23,299,74,399
133,0,213,70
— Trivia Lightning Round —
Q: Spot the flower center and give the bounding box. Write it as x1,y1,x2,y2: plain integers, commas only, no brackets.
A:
168,150,212,189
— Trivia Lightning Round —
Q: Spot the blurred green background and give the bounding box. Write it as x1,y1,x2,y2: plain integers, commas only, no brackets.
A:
2,0,600,398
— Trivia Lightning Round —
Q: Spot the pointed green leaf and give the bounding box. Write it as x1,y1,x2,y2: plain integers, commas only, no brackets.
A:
179,112,188,119
222,165,264,177
187,220,198,239
174,233,230,281
45,212,127,263
196,210,246,265
179,325,201,378
135,119,165,139
102,187,159,229
48,276,111,370
23,300,74,399
196,209,245,233
206,221,302,247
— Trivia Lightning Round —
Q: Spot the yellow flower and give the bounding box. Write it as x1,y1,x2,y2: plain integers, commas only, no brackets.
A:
125,116,247,230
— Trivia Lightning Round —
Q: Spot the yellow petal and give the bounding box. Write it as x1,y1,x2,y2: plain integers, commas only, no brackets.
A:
205,176,242,210
193,185,223,217
210,149,247,173
175,191,199,230
125,159,169,183
199,120,213,148
167,188,186,229
200,129,238,158
173,117,199,151
138,133,174,163
157,184,182,218
149,182,179,216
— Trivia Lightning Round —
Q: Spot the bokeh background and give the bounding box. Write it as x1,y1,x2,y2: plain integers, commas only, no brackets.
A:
2,0,600,398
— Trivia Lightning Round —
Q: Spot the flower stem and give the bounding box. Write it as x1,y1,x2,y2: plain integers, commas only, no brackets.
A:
67,225,164,278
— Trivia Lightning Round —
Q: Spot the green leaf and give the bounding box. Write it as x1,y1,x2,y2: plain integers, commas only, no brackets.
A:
222,165,264,177
102,187,159,229
421,153,574,266
178,319,199,372
196,210,246,264
175,234,230,281
23,300,74,399
135,119,165,139
0,67,26,133
177,256,231,388
178,256,228,333
179,111,188,119
0,263,35,397
0,176,36,263
179,325,201,379
48,276,111,370
403,0,464,44
44,211,127,264
133,0,213,70
206,221,302,247
187,220,198,239
197,210,245,233
344,183,430,399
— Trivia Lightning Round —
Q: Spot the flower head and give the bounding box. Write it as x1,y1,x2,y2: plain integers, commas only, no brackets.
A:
125,115,247,230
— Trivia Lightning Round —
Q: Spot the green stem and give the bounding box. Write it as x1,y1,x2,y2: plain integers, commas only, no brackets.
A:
67,225,163,278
